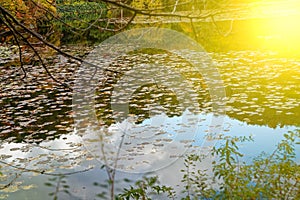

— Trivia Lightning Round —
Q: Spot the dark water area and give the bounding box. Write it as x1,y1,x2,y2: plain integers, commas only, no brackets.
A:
1,49,298,142
0,54,75,143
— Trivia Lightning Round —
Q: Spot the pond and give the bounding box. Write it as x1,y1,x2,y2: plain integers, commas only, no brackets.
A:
0,47,299,199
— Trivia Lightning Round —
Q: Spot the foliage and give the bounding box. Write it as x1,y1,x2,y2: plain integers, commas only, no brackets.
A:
117,176,175,200
180,154,216,199
1,0,34,27
0,0,113,45
0,0,55,23
117,129,300,199
45,175,71,200
0,0,60,46
56,0,113,44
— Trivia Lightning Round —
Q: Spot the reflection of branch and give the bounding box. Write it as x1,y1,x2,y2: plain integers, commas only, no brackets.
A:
98,123,129,199
22,140,82,151
172,0,180,13
100,134,113,181
110,125,128,200
211,15,234,37
190,18,198,40
0,173,20,190
0,160,93,176
53,176,63,200
98,126,126,200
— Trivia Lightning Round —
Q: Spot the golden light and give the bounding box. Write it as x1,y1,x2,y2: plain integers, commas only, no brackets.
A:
251,0,300,53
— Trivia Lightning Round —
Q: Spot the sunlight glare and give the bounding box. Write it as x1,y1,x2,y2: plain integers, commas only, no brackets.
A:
252,0,300,52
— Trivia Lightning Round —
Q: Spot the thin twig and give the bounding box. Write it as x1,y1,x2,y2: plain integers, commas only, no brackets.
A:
1,11,69,89
0,160,93,176
1,16,26,79
211,15,234,37
0,5,121,76
101,0,225,19
190,18,198,41
0,173,21,190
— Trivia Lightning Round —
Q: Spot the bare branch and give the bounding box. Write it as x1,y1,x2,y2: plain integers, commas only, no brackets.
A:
0,4,123,89
0,18,26,80
100,0,225,19
1,9,67,87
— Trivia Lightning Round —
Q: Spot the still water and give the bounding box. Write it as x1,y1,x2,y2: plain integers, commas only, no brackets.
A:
0,50,299,199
